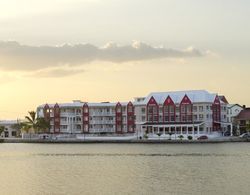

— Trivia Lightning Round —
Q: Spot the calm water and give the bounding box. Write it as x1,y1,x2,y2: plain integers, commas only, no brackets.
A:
0,143,250,195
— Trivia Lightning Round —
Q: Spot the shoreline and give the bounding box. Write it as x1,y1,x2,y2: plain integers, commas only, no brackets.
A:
1,138,249,144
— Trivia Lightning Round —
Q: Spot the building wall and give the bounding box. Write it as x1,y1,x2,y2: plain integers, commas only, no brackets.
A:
37,91,230,135
0,121,19,138
37,103,135,134
227,105,243,123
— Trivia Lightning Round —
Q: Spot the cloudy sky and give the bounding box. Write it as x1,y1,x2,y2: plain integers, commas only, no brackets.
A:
0,0,249,119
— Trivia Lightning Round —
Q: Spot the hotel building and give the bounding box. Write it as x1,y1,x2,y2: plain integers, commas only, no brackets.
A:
37,90,232,136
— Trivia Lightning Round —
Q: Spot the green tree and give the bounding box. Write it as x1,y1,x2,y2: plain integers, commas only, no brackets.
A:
36,117,50,133
24,111,50,134
11,122,23,137
25,111,37,133
0,126,5,137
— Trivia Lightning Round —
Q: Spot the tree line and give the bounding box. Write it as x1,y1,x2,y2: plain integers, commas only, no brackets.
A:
0,111,50,137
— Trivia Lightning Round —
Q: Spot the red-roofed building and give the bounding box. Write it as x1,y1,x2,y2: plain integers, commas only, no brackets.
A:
235,108,250,134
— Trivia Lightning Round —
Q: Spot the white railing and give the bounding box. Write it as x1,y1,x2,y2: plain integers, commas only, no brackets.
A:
90,120,115,124
90,112,115,116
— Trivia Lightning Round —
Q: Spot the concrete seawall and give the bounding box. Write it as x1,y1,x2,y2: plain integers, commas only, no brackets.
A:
1,138,249,144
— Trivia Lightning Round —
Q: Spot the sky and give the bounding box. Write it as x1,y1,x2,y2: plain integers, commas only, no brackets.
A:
0,0,249,119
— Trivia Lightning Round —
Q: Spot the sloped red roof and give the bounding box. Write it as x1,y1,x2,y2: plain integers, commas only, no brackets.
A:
219,95,229,104
235,108,250,120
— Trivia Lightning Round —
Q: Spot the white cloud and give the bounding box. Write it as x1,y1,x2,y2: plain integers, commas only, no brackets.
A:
0,40,206,77
25,67,85,78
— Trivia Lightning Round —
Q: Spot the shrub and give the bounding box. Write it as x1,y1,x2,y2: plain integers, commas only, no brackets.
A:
178,135,184,140
187,135,193,140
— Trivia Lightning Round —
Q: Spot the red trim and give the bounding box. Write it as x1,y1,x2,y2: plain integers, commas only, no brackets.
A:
147,96,159,123
127,101,135,133
212,95,221,131
163,96,176,122
82,103,89,133
53,103,60,133
43,104,50,133
115,102,123,133
180,94,193,122
43,104,50,120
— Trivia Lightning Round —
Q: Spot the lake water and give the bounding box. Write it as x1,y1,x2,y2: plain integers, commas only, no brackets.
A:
0,143,250,195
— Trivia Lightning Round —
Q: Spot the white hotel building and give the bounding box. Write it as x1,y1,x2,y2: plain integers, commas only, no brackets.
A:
37,90,232,136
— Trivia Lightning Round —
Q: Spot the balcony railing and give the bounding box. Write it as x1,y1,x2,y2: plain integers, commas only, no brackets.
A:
90,120,115,124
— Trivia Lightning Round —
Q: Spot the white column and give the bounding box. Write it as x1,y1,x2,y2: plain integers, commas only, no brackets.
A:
198,125,200,135
175,126,177,140
192,125,194,136
230,124,233,136
163,127,166,135
186,126,188,135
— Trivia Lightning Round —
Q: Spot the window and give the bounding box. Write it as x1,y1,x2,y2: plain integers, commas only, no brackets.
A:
116,125,122,131
11,131,16,137
141,108,146,114
170,115,175,122
148,107,153,114
117,107,121,113
153,115,158,121
164,116,169,122
153,106,158,113
199,106,203,112
148,116,153,121
187,105,192,113
128,106,133,113
84,124,88,130
128,116,133,121
193,106,197,112
199,114,204,120
187,115,192,122
170,105,175,113
206,106,209,111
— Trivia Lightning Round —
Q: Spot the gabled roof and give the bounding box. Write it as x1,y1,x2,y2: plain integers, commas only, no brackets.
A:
219,96,229,104
227,104,243,109
38,102,129,108
235,108,250,120
142,90,218,105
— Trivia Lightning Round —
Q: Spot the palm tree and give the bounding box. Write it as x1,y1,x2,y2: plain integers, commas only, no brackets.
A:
24,111,50,138
36,117,50,133
25,111,37,133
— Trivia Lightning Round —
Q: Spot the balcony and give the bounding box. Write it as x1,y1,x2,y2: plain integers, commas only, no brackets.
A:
90,112,115,116
90,120,115,124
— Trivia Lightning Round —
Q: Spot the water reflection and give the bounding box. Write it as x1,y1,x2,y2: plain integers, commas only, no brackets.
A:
0,143,249,195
